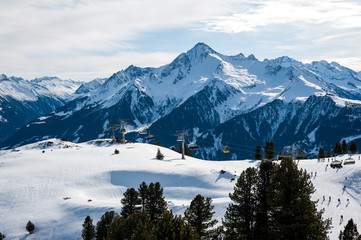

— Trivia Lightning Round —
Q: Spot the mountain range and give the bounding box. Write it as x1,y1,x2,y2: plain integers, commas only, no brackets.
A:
1,43,361,159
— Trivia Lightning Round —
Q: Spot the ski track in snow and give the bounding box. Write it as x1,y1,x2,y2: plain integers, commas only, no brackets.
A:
0,139,360,239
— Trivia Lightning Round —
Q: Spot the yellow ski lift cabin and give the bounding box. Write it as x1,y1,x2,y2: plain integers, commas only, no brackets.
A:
189,143,199,151
120,128,126,134
223,145,230,153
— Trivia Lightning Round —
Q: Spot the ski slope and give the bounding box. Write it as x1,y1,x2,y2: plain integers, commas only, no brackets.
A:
0,139,360,239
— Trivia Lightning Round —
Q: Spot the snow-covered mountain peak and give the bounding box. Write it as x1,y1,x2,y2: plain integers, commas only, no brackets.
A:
247,54,258,61
186,42,216,57
0,74,8,81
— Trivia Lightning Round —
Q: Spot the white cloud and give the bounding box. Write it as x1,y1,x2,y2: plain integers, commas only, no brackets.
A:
0,0,360,80
203,0,361,33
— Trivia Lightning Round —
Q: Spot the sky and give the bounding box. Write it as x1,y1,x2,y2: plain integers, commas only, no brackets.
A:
1,0,361,82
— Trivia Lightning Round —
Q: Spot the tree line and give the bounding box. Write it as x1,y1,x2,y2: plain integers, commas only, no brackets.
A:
318,140,358,158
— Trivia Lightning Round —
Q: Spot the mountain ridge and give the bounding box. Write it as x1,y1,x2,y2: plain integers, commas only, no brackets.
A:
1,43,361,159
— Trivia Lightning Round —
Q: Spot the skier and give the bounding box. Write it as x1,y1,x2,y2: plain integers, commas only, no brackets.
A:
323,195,325,201
329,196,331,202
311,172,313,177
338,198,341,203
341,215,343,221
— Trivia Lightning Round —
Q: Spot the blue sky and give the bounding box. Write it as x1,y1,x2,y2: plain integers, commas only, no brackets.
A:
1,0,361,81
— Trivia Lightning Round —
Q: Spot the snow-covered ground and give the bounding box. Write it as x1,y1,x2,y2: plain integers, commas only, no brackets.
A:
0,139,360,239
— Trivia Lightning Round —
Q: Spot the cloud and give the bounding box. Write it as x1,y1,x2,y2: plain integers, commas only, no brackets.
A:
203,0,361,33
0,0,360,80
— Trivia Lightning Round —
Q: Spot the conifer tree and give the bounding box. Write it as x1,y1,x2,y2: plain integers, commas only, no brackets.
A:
342,140,348,154
254,146,262,160
81,216,96,240
123,212,154,240
155,210,200,240
0,232,5,240
223,167,258,240
254,161,273,240
334,142,342,155
156,148,164,160
107,216,125,240
184,194,217,238
339,218,361,240
318,148,325,158
138,182,149,212
326,151,331,158
121,188,142,218
264,142,275,160
96,211,117,240
350,141,358,154
269,157,329,239
146,182,167,223
26,221,35,234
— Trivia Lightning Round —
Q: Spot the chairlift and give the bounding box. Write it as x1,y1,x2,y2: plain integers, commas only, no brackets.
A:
120,128,126,134
189,143,199,151
146,133,155,141
223,145,230,153
140,129,148,134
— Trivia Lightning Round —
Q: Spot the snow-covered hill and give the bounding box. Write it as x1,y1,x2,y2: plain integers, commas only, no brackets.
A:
0,139,360,239
0,74,81,142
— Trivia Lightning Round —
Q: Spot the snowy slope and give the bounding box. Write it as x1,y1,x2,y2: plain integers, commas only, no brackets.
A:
0,139,360,239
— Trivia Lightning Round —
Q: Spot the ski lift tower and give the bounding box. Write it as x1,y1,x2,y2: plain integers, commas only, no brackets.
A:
175,130,190,160
119,120,131,142
106,123,121,140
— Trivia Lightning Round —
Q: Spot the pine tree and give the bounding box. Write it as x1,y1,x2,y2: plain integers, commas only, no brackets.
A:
96,211,117,240
107,216,126,240
146,182,167,223
339,218,361,240
26,221,35,234
254,161,273,240
0,232,5,240
342,140,348,154
156,148,164,160
269,157,329,239
155,210,200,240
264,142,275,160
254,146,262,160
334,142,342,155
224,167,258,240
121,188,142,218
138,182,149,212
82,216,96,240
318,148,325,158
326,151,331,158
184,194,217,238
350,141,358,154
123,212,154,240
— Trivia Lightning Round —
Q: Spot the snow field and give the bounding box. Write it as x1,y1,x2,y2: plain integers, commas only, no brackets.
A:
0,139,360,239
